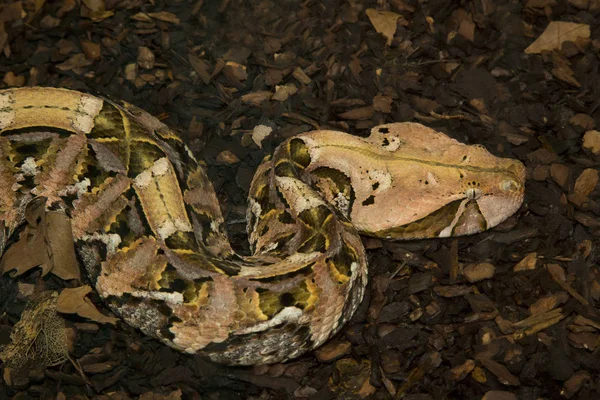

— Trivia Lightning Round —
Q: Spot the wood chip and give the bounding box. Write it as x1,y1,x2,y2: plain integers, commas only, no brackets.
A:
292,67,311,85
550,163,570,189
216,150,240,164
582,130,600,154
147,11,180,24
337,106,374,120
241,91,272,106
574,168,598,196
137,46,155,69
272,84,298,102
463,263,495,282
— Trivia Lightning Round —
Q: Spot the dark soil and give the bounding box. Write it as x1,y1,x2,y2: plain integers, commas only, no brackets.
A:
1,0,600,399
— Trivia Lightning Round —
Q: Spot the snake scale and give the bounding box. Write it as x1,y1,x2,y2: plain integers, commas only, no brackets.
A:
0,87,525,365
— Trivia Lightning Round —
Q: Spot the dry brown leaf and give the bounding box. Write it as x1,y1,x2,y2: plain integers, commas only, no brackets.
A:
525,21,590,54
45,212,80,281
252,125,273,148
366,9,400,46
0,291,69,371
57,286,118,325
0,198,80,281
1,198,51,277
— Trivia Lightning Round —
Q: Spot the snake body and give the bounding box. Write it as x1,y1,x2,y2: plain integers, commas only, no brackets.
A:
0,88,525,365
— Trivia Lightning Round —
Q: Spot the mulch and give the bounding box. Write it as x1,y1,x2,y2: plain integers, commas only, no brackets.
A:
0,0,599,399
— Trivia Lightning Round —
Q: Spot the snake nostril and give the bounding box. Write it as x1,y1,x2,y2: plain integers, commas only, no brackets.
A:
466,188,481,200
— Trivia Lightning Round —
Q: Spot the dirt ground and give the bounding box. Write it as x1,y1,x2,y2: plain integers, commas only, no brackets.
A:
0,0,599,399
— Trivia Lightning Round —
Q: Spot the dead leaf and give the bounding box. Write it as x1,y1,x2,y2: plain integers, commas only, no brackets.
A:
366,9,400,46
57,286,118,325
0,198,80,281
525,21,590,54
45,212,81,281
1,198,51,277
252,125,273,148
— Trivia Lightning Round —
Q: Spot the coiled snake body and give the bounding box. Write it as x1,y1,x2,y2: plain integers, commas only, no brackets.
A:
0,88,525,365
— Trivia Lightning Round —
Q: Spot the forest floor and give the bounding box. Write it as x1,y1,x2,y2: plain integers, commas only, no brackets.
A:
1,0,600,399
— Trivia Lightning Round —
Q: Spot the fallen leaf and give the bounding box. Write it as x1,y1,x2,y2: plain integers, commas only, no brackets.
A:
1,198,52,277
57,286,118,325
366,9,400,46
0,291,69,371
0,198,80,281
252,125,273,148
525,21,590,54
45,212,81,281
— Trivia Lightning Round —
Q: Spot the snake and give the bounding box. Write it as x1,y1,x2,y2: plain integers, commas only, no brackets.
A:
0,87,525,365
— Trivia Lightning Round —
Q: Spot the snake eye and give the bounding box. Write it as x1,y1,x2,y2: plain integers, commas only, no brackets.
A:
500,180,519,192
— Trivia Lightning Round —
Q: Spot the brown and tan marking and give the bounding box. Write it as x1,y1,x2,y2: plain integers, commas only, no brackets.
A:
0,87,525,365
